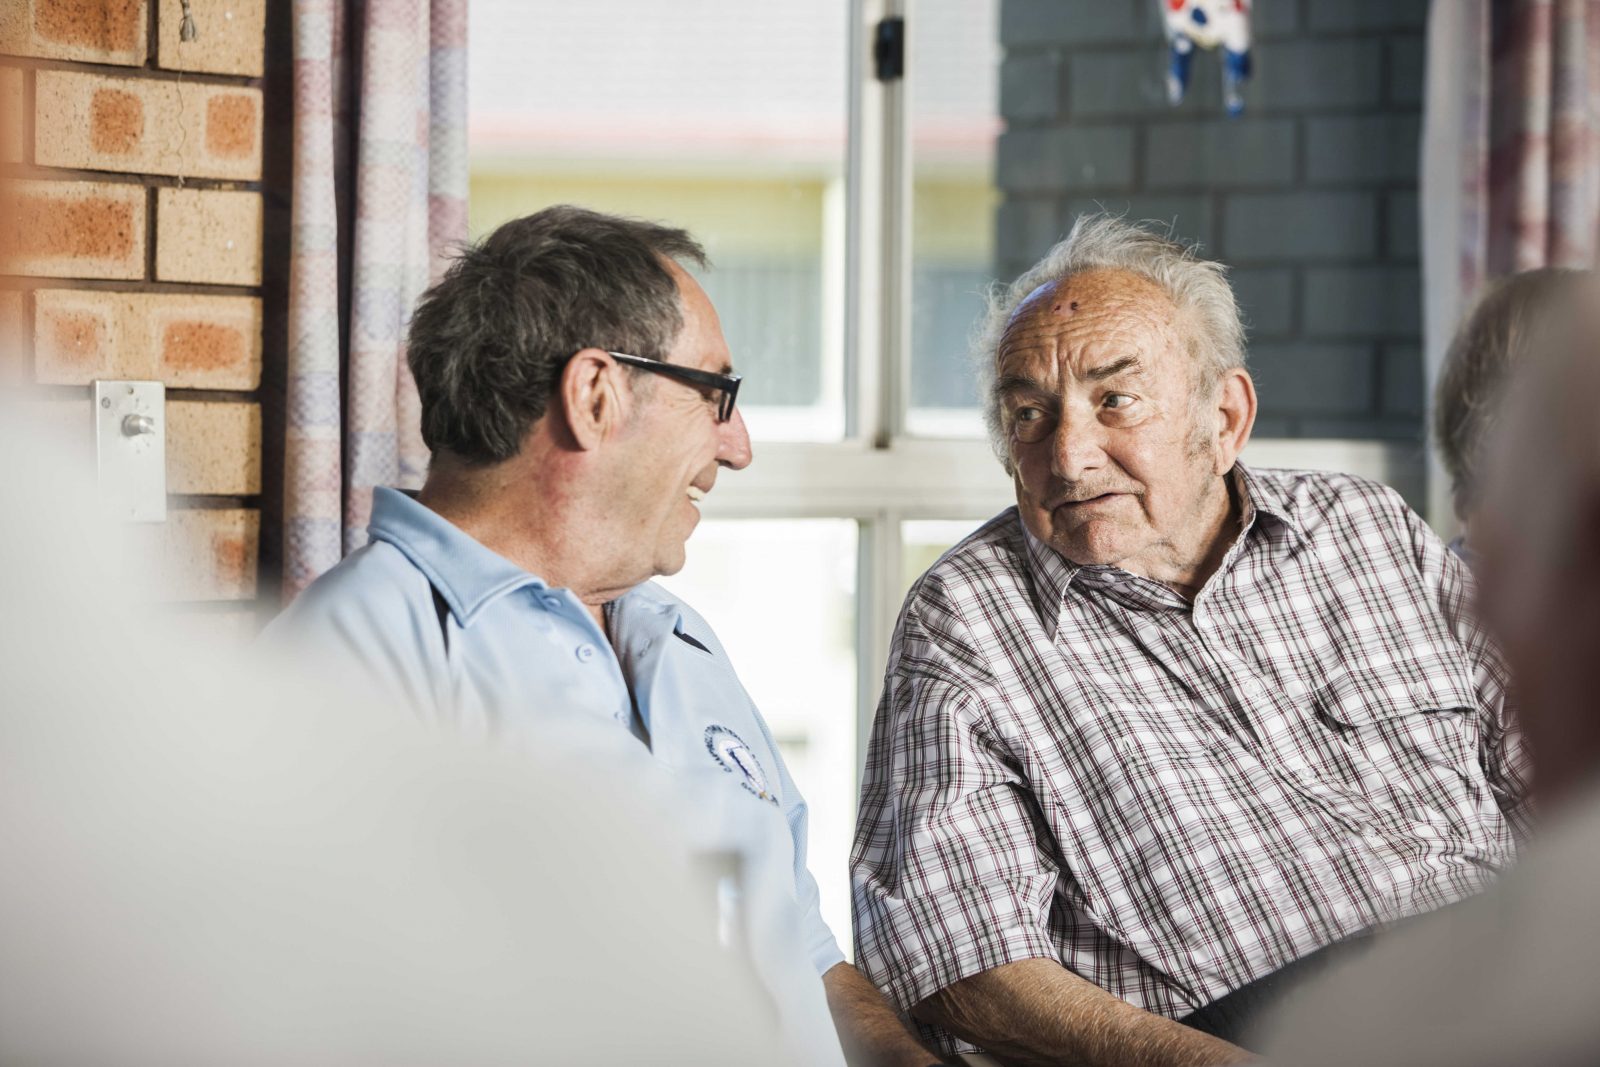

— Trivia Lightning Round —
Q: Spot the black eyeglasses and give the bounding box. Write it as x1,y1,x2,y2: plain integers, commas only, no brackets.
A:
607,351,742,423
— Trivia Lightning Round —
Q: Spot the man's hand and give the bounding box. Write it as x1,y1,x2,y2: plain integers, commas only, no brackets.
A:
915,958,1253,1067
822,962,947,1067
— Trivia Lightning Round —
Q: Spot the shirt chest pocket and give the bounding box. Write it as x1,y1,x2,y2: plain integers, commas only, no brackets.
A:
1312,653,1480,777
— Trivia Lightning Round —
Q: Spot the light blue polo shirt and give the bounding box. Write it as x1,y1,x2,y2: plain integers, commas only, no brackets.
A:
265,488,847,1063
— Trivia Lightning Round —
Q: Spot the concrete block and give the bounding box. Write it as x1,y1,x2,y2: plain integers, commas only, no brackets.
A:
1298,416,1424,442
157,0,265,76
135,508,259,601
34,289,262,388
1249,341,1376,416
36,70,263,181
1001,51,1062,123
1380,343,1425,418
1252,40,1383,110
1307,0,1428,32
1305,114,1420,183
1066,194,1214,250
167,400,261,496
1144,118,1297,189
1068,46,1175,117
1302,266,1422,338
1387,36,1425,106
0,65,23,164
1386,191,1419,260
1223,191,1378,261
155,187,262,286
8,179,147,280
0,0,148,65
997,125,1136,193
1252,0,1302,37
1001,0,1142,46
1231,267,1295,339
995,197,1065,269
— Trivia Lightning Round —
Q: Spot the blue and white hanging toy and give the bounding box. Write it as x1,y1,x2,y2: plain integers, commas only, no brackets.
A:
1163,0,1253,117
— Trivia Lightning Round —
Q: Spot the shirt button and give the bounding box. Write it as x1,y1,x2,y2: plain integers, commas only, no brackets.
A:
541,595,562,610
575,644,597,663
1244,679,1265,697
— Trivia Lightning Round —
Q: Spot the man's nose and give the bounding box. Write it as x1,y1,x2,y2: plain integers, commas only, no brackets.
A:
717,407,753,470
1049,410,1106,483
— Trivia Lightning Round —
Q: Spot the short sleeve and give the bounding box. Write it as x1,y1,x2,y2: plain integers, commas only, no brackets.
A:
850,603,1061,1013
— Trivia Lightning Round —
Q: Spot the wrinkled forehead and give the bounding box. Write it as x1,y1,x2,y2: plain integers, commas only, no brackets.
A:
998,268,1183,368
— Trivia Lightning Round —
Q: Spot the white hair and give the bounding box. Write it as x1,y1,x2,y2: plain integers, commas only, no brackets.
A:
975,212,1247,463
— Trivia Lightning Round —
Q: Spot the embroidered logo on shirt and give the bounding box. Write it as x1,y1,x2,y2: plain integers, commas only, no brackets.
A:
704,725,779,805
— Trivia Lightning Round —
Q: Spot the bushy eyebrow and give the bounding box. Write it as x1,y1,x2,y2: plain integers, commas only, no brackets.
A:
1084,355,1141,382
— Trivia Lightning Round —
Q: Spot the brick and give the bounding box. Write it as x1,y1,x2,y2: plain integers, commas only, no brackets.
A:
35,71,263,181
0,65,23,164
0,290,27,386
135,508,259,601
1144,119,1296,189
1306,115,1420,184
157,0,265,76
34,289,262,388
1380,343,1425,418
1302,266,1422,338
7,180,147,280
1222,192,1378,261
155,187,262,285
1001,0,1143,47
1001,51,1062,123
997,125,1136,193
1232,267,1295,338
1386,191,1419,260
1251,40,1383,111
1067,194,1214,250
1388,36,1425,106
1251,0,1302,37
167,400,261,495
0,0,148,66
1307,0,1428,32
995,197,1064,269
1249,342,1376,416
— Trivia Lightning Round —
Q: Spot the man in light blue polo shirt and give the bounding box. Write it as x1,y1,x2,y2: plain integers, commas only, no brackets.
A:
267,206,940,1067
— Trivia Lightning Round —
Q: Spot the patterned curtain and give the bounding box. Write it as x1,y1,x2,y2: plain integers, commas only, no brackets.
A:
1423,0,1600,524
284,0,468,599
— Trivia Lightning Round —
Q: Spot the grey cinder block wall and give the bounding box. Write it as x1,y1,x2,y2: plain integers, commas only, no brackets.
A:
995,0,1427,441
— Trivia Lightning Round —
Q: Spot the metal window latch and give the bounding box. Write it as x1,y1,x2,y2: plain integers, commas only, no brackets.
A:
94,380,167,523
874,16,905,82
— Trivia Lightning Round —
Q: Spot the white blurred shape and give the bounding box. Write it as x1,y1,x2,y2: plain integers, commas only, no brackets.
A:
0,402,793,1066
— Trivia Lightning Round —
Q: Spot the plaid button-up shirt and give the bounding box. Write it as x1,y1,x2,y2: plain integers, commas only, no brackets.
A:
851,465,1530,1056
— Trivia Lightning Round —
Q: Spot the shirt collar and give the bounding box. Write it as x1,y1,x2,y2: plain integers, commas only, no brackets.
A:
1018,462,1306,631
367,487,548,625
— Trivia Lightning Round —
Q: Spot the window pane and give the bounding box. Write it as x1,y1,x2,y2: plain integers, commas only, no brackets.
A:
469,1,848,440
907,0,1002,437
656,520,859,953
902,518,989,595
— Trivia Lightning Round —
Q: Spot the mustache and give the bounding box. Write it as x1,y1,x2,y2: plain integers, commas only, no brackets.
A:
1044,483,1140,507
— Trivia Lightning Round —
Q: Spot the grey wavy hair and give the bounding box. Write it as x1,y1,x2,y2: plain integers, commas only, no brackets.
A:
1434,267,1589,519
975,213,1246,465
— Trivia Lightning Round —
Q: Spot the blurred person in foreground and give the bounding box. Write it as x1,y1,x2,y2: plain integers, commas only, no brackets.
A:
0,407,789,1065
1258,275,1600,1067
1434,267,1591,561
851,215,1530,1065
267,206,941,1067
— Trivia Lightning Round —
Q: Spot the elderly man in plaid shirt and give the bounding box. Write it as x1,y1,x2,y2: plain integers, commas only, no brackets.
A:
851,215,1531,1066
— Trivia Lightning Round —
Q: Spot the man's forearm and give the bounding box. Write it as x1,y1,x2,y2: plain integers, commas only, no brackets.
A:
914,958,1251,1067
822,962,946,1067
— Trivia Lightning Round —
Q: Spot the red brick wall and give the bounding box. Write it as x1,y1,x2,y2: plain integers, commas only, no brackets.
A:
2,0,267,617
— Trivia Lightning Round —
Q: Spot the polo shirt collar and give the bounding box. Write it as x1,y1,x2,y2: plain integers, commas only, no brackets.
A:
366,487,546,625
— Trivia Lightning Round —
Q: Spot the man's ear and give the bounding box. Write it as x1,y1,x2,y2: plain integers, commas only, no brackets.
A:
558,348,626,451
1214,368,1257,474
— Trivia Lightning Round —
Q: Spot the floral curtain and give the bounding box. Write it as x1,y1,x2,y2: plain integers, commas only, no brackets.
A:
1423,0,1600,523
284,0,468,599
